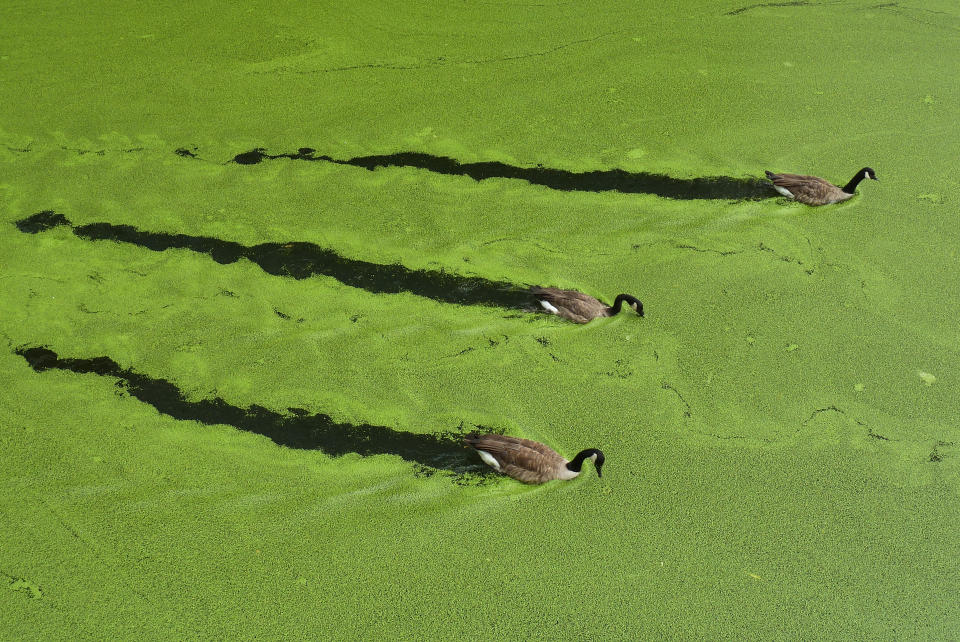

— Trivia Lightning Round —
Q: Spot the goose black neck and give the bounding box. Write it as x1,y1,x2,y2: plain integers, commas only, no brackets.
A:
608,294,642,316
566,448,602,472
842,171,867,194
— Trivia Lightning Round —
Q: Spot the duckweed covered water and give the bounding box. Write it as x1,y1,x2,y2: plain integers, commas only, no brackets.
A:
2,1,959,638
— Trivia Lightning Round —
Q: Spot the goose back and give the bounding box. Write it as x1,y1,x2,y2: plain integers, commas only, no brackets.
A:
464,433,575,483
765,171,852,206
531,286,609,324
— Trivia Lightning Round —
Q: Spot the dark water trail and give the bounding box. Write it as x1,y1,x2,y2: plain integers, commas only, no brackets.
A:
14,211,533,310
14,346,493,480
229,148,773,201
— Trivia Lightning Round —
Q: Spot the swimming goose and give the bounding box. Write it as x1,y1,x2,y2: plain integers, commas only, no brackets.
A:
464,433,604,483
531,286,643,324
765,167,877,205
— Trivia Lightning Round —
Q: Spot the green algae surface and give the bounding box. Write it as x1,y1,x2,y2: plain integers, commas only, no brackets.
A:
2,1,960,638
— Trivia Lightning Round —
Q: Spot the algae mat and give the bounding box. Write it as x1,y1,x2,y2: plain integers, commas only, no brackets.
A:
2,1,959,638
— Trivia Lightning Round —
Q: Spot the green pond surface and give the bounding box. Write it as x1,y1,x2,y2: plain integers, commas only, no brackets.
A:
2,1,959,638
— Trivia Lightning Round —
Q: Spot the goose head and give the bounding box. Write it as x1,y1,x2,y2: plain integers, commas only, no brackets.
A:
613,294,644,317
591,451,605,477
570,448,605,478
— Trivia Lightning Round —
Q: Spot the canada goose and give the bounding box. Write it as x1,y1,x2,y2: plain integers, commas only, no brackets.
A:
531,286,643,324
765,167,878,206
464,433,604,484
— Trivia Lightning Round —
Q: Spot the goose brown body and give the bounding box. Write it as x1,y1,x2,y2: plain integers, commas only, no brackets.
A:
464,433,603,484
765,167,877,206
531,286,643,324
